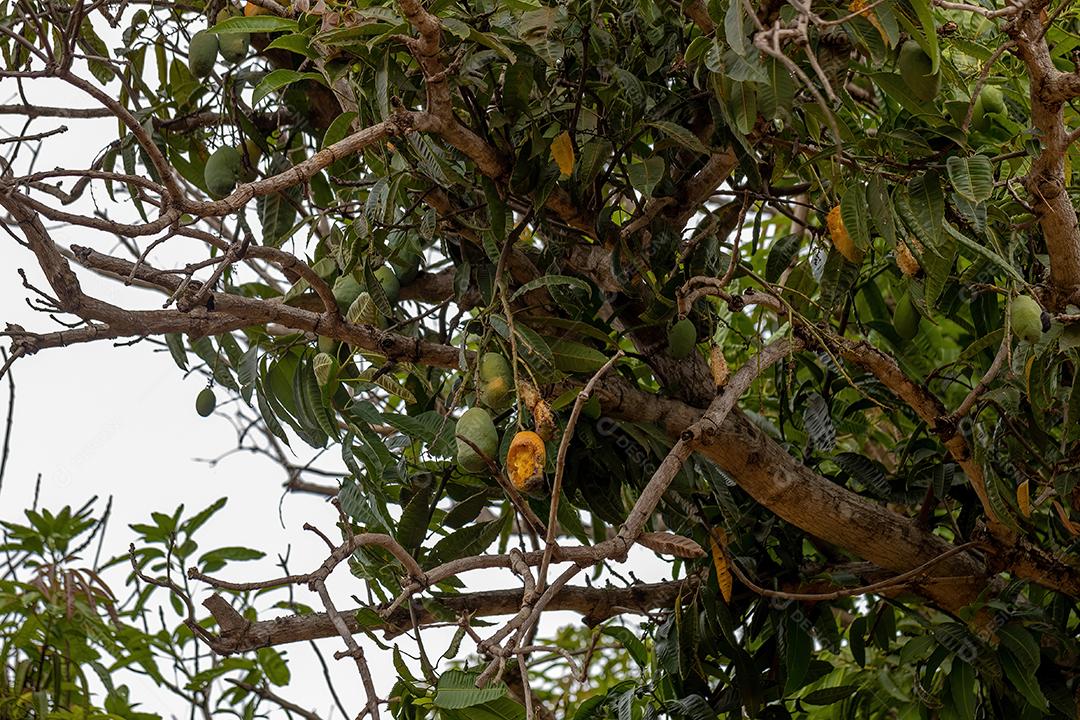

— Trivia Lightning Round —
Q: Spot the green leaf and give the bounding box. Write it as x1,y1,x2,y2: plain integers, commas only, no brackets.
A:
198,545,266,573
252,69,326,106
256,648,290,687
867,176,896,245
429,521,502,564
433,670,508,709
602,626,648,667
948,660,976,720
210,16,299,34
395,485,432,552
802,685,858,705
725,0,747,55
946,155,994,203
647,121,708,154
840,182,870,253
731,80,757,135
265,33,315,58
627,156,666,196
784,612,812,694
547,339,610,373
905,172,944,245
766,233,801,282
943,223,1025,284
997,623,1040,670
849,616,866,667
999,647,1047,711
510,274,590,301
165,333,188,370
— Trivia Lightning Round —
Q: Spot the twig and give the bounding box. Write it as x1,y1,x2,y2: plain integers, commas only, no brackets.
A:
537,350,624,592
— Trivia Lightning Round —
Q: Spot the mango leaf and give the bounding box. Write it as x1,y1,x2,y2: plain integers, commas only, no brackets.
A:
946,155,994,203
433,670,508,709
840,182,870,253
550,131,575,176
802,685,858,705
256,648,290,687
209,16,298,33
602,626,648,667
547,338,610,373
510,274,590,301
627,156,666,196
647,121,708,154
252,69,326,106
867,175,896,245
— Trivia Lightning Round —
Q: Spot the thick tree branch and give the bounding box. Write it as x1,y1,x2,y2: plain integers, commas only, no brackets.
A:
200,579,699,653
1007,7,1080,302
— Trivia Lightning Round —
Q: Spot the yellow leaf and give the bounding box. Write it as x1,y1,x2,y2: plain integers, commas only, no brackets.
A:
848,0,888,45
1053,501,1080,536
1017,479,1031,518
827,205,863,264
708,529,733,602
551,131,575,177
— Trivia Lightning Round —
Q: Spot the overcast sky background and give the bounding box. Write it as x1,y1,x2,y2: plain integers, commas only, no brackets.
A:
0,35,672,718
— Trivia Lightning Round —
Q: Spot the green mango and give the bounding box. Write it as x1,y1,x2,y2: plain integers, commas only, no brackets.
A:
667,318,697,359
333,274,364,313
898,40,939,101
456,407,499,472
478,352,513,409
892,292,921,341
1011,295,1043,344
195,387,217,417
188,31,219,78
204,146,242,198
972,86,1005,132
218,32,249,63
391,246,422,284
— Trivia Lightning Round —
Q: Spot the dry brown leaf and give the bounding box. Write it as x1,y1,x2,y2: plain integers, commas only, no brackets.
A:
709,344,729,389
895,238,923,277
637,531,705,559
518,380,557,440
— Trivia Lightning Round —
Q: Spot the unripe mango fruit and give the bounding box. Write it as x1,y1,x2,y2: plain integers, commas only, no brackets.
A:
204,146,242,198
218,32,249,63
333,274,363,313
1011,294,1043,343
196,387,217,417
893,292,920,340
898,40,940,101
188,31,219,78
972,86,1005,132
478,352,513,410
456,407,499,472
667,318,697,358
